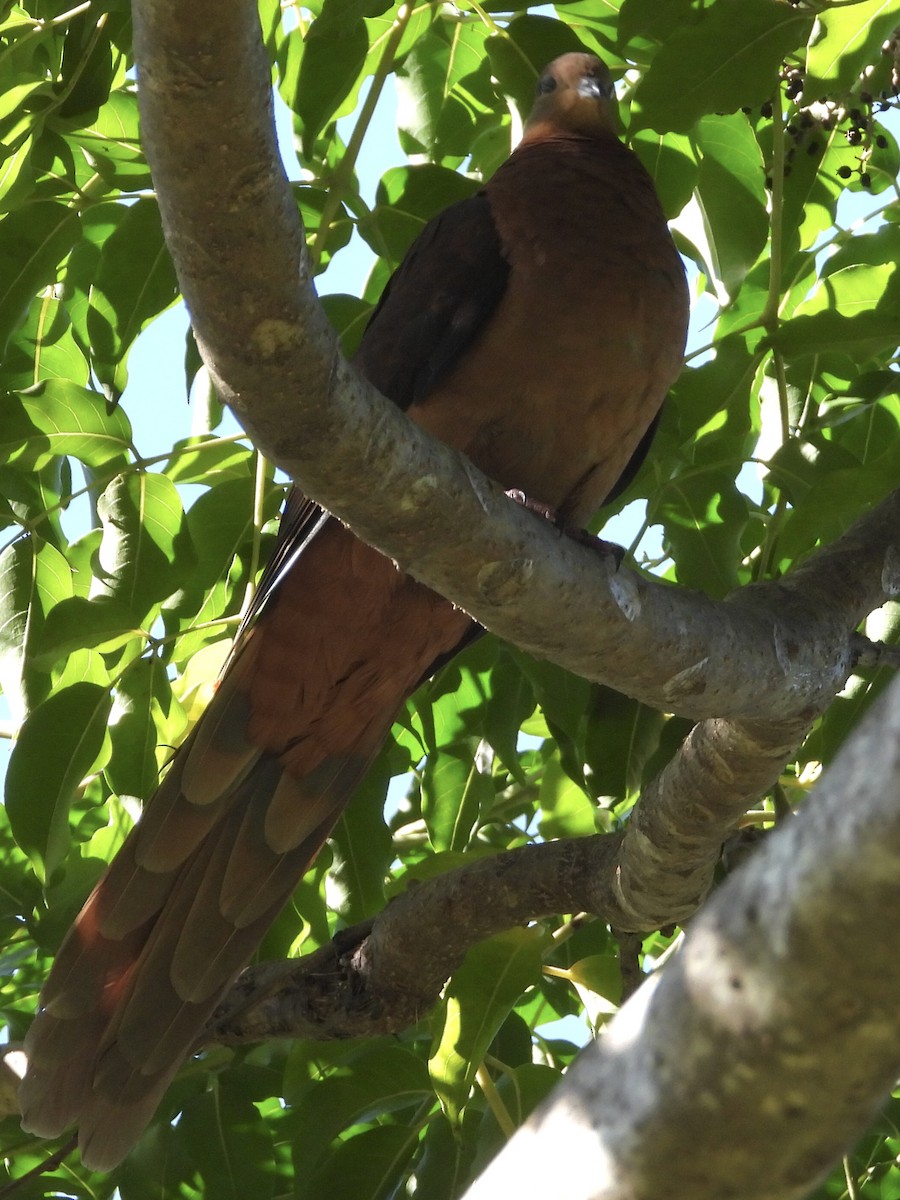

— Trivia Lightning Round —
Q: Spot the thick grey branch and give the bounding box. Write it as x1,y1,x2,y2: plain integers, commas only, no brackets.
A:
614,713,813,928
131,0,900,724
210,834,624,1044
464,673,900,1200
613,492,900,925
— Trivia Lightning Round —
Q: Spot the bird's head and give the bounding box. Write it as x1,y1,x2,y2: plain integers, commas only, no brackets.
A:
521,53,619,144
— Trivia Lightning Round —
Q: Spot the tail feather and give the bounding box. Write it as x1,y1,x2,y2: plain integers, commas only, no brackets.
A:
19,1017,106,1137
179,645,259,806
38,897,146,1017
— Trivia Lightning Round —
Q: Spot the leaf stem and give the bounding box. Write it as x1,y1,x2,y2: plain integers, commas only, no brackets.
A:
308,4,413,272
475,1063,516,1139
51,12,111,113
763,82,786,330
466,1,504,36
241,450,270,620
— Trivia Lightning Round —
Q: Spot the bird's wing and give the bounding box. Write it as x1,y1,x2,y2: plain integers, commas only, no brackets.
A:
236,190,511,639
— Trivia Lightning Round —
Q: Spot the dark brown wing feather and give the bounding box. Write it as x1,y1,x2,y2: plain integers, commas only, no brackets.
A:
238,191,511,638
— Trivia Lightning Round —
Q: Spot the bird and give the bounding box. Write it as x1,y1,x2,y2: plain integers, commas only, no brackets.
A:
20,51,689,1170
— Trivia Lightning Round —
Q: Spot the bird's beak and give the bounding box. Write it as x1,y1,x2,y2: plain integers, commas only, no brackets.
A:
579,76,613,103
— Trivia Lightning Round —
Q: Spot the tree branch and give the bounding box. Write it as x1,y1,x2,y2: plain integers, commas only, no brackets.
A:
463,673,900,1200
209,834,624,1044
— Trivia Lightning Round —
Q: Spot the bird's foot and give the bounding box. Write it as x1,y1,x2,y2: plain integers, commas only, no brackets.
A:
505,489,626,567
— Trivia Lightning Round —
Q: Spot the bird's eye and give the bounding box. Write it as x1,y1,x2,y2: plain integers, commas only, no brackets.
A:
536,75,557,95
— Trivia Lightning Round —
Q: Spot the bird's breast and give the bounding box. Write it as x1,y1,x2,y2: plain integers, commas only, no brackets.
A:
411,148,687,524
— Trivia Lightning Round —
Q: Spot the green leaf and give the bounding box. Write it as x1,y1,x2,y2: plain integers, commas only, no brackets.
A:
87,198,180,399
332,759,393,921
633,0,814,132
320,292,373,357
774,310,900,362
549,0,627,58
583,686,666,799
429,925,549,1123
33,594,136,669
0,378,133,471
694,113,767,296
287,1042,431,1192
360,164,480,267
293,20,370,155
2,289,89,391
489,1010,535,1069
295,183,353,268
805,0,900,99
0,536,73,722
313,0,393,36
396,23,493,158
617,0,696,54
539,754,597,838
57,10,123,122
113,1119,197,1200
422,742,492,852
413,1111,480,1200
301,1125,420,1200
0,130,35,211
480,649,535,782
163,435,253,485
64,200,128,355
412,642,496,753
771,437,898,563
653,471,749,595
165,476,256,616
5,680,112,879
569,953,623,1005
92,471,191,620
178,1083,275,1200
631,129,697,219
779,119,839,263
0,202,80,354
0,538,42,722
0,78,48,128
106,656,182,801
515,654,592,792
670,338,760,450
71,90,150,188
800,262,896,319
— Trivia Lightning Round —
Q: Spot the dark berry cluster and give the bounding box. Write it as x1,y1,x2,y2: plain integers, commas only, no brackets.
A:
836,93,895,189
750,58,899,191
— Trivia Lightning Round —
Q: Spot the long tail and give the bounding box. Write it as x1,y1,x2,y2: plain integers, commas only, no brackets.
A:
20,519,471,1170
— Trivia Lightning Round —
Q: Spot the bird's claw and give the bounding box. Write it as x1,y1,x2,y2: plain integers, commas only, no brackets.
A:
504,488,626,567
505,488,557,523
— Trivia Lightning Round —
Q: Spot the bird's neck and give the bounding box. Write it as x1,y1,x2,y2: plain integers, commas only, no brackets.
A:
518,121,619,149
